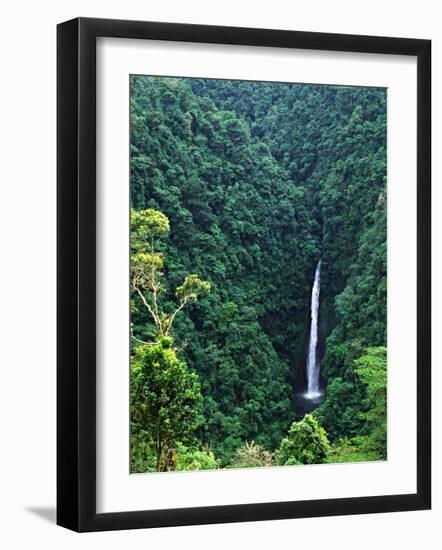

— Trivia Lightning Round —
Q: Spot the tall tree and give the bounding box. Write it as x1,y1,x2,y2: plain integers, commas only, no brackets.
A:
130,208,210,472
131,336,203,471
131,208,210,339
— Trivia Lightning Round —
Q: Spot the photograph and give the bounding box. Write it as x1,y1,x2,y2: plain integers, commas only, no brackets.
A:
129,75,388,473
0,0,434,542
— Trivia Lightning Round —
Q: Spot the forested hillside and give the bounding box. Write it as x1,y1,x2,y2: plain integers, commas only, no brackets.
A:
130,76,387,470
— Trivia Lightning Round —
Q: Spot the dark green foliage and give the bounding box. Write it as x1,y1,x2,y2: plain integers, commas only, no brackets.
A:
278,414,330,465
130,76,315,463
191,79,386,320
316,198,387,441
130,75,387,466
314,376,365,440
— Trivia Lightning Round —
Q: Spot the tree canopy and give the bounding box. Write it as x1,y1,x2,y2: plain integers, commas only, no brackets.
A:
130,75,387,469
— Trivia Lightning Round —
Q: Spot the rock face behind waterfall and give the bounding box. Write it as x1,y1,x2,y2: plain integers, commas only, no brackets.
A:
305,261,322,399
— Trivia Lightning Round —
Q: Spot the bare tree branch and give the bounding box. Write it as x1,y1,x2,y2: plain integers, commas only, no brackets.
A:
165,297,189,335
135,285,163,334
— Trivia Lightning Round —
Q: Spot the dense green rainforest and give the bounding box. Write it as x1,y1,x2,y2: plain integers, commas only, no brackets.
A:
130,76,387,472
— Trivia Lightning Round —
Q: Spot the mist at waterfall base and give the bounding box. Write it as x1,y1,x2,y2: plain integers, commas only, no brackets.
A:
294,260,325,415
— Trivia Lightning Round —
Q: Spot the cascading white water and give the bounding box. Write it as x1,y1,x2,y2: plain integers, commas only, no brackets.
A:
305,260,322,399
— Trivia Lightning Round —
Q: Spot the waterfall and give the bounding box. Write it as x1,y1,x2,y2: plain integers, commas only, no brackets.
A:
305,260,322,399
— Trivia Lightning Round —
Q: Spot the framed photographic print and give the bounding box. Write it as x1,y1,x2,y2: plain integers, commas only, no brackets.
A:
57,17,431,532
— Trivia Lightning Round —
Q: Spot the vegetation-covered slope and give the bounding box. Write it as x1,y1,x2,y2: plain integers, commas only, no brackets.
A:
130,76,387,467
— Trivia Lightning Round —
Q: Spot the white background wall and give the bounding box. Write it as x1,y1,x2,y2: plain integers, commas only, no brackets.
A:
0,0,440,547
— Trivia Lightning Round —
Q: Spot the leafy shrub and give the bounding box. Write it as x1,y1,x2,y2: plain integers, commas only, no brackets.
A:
229,441,275,469
175,443,219,471
278,414,330,465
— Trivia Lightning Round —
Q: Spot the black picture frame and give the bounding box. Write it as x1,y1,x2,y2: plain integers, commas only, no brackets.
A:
57,17,431,532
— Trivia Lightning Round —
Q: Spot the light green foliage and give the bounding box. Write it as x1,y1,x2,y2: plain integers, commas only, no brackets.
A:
354,346,387,459
229,441,275,469
131,208,170,247
278,414,330,466
130,207,210,338
131,336,203,471
130,208,212,472
176,274,211,303
174,443,219,471
131,252,164,293
130,433,157,473
322,346,387,462
325,437,377,464
130,209,168,289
